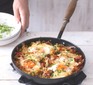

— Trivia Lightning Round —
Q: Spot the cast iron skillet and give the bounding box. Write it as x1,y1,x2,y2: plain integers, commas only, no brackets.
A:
11,37,85,85
11,0,86,84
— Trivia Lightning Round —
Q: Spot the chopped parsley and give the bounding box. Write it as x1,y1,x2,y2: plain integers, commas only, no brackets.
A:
0,24,14,39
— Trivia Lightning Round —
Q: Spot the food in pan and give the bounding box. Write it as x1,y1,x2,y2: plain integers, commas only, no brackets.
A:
14,41,84,79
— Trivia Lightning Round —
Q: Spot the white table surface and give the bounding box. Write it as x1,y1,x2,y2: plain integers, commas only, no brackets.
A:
0,31,93,85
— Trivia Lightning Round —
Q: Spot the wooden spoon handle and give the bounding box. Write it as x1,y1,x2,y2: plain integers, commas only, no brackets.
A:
57,0,78,38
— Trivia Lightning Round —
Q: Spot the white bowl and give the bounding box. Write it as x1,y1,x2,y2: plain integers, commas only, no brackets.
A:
0,12,21,46
0,30,21,46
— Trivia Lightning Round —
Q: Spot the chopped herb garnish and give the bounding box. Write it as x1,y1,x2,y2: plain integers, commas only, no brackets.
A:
0,24,14,39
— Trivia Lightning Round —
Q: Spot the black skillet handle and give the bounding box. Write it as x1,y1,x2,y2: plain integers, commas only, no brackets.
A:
57,0,78,39
10,63,16,71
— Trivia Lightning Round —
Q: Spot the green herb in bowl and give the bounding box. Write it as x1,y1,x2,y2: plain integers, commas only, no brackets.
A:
0,24,14,39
